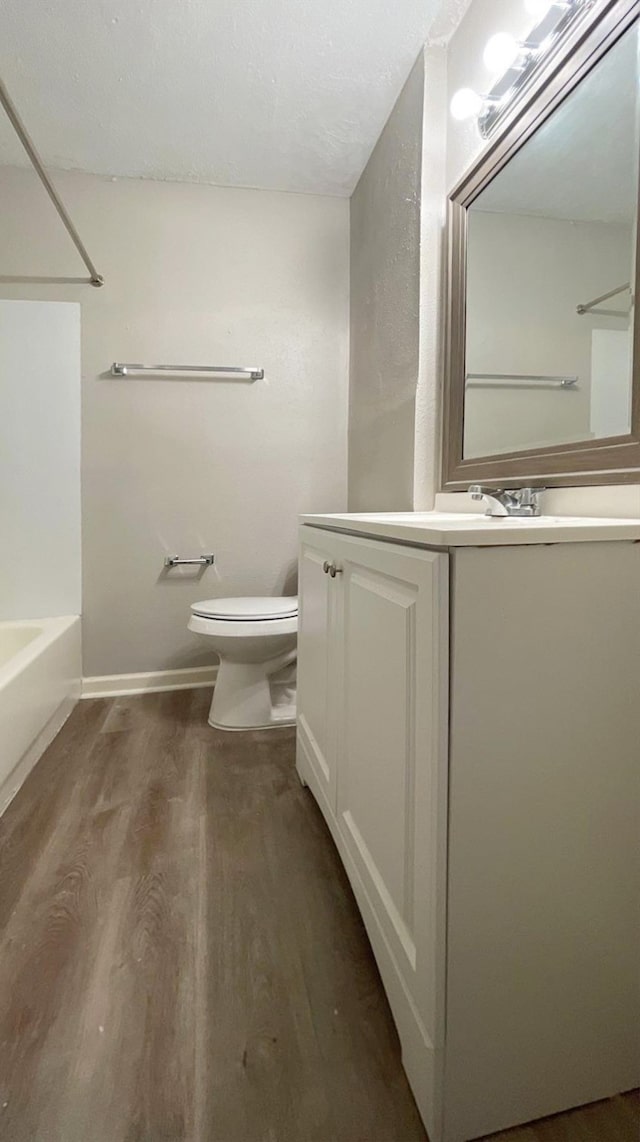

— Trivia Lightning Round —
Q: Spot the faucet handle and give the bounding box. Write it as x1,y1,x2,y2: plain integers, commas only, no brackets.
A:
513,487,543,503
512,487,544,516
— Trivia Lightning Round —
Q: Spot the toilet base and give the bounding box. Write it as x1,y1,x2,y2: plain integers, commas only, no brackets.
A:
208,711,296,732
208,657,296,732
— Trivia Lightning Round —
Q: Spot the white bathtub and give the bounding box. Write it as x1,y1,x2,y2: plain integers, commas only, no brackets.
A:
0,616,81,814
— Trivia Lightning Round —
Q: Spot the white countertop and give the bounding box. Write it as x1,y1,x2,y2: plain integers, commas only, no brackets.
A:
300,511,640,548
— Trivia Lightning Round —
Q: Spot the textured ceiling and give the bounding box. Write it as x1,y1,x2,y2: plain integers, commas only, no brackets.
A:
474,24,638,225
0,0,449,196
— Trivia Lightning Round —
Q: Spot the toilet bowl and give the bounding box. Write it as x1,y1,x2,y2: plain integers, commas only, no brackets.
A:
188,596,297,730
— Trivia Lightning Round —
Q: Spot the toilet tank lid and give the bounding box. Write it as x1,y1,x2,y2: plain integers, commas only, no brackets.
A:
190,596,298,620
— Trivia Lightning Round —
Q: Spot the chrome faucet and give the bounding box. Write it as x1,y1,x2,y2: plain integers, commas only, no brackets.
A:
469,485,543,518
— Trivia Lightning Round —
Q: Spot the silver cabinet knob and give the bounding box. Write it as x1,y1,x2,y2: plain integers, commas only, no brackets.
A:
322,560,343,577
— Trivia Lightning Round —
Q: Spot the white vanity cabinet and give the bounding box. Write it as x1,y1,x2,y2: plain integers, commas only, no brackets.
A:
296,515,640,1142
297,526,449,1126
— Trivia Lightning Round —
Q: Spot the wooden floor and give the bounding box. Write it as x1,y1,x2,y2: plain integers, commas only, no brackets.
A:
0,689,636,1142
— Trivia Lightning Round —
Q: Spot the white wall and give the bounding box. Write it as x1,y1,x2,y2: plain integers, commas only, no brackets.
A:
414,44,448,512
0,300,81,620
0,168,349,674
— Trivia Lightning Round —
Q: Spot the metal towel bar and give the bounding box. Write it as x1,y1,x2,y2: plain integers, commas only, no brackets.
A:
466,373,578,389
112,363,264,380
164,554,215,568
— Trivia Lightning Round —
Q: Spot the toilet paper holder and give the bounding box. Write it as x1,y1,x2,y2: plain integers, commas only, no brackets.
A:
164,554,215,568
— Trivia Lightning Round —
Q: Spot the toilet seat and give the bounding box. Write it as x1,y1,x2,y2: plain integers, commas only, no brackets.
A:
191,596,298,621
189,612,297,639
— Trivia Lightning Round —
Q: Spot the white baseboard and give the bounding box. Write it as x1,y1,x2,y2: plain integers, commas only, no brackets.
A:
81,664,218,699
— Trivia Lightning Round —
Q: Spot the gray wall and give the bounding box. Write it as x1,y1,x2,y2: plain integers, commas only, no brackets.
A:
0,168,349,675
348,53,424,511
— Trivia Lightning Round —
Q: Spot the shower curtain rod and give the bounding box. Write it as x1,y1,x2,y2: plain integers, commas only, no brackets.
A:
576,282,630,317
0,78,104,287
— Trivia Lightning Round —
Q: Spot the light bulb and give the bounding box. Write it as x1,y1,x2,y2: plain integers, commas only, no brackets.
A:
524,0,553,18
483,32,520,74
450,88,483,122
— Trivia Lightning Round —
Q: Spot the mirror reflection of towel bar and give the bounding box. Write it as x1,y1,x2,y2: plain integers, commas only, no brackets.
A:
466,373,578,389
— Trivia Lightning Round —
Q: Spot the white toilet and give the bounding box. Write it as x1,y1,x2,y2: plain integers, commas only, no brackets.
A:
188,596,297,730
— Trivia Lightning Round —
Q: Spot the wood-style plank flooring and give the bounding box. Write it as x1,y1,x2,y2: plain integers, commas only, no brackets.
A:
0,689,637,1142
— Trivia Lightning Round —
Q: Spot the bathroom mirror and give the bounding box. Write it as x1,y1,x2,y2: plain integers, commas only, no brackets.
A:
442,0,640,489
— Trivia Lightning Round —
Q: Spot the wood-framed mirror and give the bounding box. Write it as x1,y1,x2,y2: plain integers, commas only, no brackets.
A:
442,0,640,490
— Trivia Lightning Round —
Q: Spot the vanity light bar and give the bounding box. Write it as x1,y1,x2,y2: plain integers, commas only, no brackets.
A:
451,0,594,139
479,0,594,138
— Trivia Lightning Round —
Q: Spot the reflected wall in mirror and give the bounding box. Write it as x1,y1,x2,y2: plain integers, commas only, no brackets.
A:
464,23,638,460
443,0,640,489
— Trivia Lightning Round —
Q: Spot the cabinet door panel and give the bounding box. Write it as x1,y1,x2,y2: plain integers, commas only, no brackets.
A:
333,534,448,1046
341,567,418,948
296,534,340,811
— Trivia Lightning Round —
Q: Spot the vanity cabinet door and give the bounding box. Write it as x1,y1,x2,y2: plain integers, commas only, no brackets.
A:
296,530,342,815
332,532,449,1058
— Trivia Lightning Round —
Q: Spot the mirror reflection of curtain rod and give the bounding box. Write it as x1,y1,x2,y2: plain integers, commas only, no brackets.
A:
576,282,631,317
466,373,578,389
0,77,104,287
